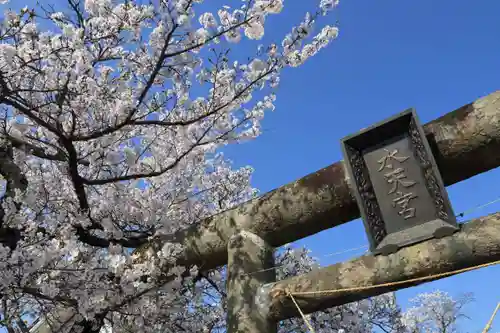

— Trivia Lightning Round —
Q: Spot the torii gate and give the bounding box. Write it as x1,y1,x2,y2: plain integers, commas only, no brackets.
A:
31,91,500,333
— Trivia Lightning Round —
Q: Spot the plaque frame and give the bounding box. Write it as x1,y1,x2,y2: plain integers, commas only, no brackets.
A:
341,108,459,255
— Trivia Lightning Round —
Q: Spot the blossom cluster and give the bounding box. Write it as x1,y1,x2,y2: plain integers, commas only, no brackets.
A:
0,0,339,331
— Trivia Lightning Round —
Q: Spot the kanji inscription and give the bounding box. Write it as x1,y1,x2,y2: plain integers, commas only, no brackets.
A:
377,148,418,219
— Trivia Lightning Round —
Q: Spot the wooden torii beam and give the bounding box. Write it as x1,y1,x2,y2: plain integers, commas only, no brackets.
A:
136,91,500,273
262,212,500,321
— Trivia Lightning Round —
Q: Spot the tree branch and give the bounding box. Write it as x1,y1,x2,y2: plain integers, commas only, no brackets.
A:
70,16,258,142
70,22,179,142
0,144,27,249
74,225,151,248
5,135,89,165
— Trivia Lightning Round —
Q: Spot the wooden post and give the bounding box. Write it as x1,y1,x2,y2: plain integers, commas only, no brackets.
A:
226,230,276,333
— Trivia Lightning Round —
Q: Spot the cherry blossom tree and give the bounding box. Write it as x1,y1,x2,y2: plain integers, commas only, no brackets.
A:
0,0,345,332
400,291,474,333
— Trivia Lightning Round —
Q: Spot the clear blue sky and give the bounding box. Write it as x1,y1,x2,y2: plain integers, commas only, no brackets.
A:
221,1,500,332
3,0,500,332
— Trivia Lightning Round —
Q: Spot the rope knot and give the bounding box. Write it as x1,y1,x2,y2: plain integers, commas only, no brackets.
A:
269,287,287,299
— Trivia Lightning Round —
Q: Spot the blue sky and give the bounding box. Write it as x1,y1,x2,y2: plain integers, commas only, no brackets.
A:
221,1,500,332
3,0,500,332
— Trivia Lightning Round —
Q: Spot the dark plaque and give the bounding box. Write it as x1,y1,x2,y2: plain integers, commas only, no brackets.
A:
341,109,458,255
